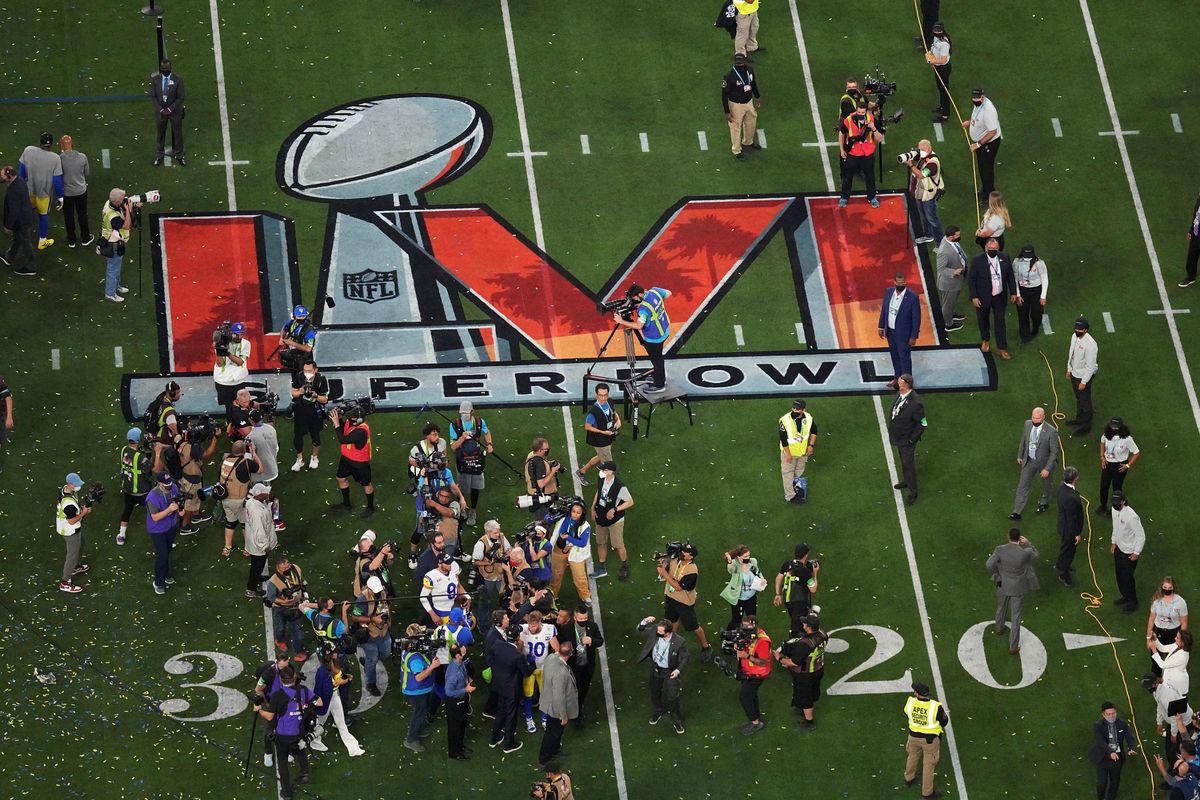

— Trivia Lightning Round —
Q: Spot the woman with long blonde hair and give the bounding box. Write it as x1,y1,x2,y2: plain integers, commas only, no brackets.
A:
975,190,1012,250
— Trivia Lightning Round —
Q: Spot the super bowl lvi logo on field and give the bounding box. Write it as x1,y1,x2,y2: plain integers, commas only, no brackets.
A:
120,94,994,420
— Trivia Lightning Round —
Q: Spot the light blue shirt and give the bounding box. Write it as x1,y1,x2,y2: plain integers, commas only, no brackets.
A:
652,636,671,668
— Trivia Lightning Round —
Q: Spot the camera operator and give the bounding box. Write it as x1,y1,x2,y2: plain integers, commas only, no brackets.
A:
473,520,513,621
242,483,278,599
523,522,554,584
399,622,442,754
734,614,771,736
290,358,328,472
636,616,688,734
577,383,621,485
905,139,944,245
226,388,256,441
409,453,465,566
838,76,863,123
532,762,575,800
444,640,476,760
146,471,181,595
144,380,182,444
329,405,375,519
56,472,91,594
117,427,153,546
420,552,463,626
213,321,250,410
278,305,316,373
253,664,320,799
613,283,673,393
590,460,633,581
170,423,218,535
265,556,305,659
774,542,820,633
409,422,448,482
775,613,827,730
218,440,262,559
311,646,365,757
838,98,882,209
301,597,349,654
350,575,392,697
549,500,593,605
449,400,493,527
352,530,395,596
523,437,561,514
659,542,712,661
99,188,133,302
556,602,604,727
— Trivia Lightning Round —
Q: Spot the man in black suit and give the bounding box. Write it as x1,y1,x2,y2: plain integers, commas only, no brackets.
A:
888,373,926,506
150,59,187,166
636,616,690,734
1055,466,1084,587
967,238,1017,359
1179,193,1200,288
482,609,510,719
488,624,534,754
1088,701,1138,800
556,603,605,727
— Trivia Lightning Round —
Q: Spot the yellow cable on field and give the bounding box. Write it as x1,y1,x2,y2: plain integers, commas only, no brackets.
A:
911,0,982,230
1039,350,1156,799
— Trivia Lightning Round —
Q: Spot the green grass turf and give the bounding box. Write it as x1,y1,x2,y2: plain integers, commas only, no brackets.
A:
1,1,1198,798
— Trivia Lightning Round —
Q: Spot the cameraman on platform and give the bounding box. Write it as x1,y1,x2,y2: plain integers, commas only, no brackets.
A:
613,284,673,394
56,472,91,594
905,139,944,245
329,404,375,519
524,437,561,515
838,98,882,209
213,321,250,410
735,614,771,736
774,542,820,633
290,358,328,472
278,305,316,374
266,556,306,660
660,542,712,661
117,427,153,546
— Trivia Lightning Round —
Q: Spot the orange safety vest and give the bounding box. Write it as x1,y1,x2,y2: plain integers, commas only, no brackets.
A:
340,422,372,462
843,112,877,157
740,630,772,678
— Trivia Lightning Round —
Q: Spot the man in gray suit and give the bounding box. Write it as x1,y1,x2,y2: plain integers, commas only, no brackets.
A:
150,59,186,166
935,225,968,333
1009,406,1059,521
986,528,1039,654
538,642,579,767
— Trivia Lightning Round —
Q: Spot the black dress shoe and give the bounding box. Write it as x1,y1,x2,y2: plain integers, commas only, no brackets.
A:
745,142,762,150
1057,572,1074,588
1121,603,1139,614
1094,505,1108,516
894,482,908,490
153,156,163,166
1035,503,1049,514
1007,512,1021,521
177,156,188,166
1113,597,1131,607
452,753,471,761
905,494,918,506
1074,426,1091,437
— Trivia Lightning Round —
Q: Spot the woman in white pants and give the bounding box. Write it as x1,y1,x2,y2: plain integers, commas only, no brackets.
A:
311,649,365,756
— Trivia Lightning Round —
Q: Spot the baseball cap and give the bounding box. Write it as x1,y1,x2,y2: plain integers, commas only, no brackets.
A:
598,460,616,472
40,131,53,146
438,552,455,564
792,398,806,409
65,472,84,488
231,322,246,334
970,87,985,98
912,682,931,696
127,427,143,442
733,52,748,64
360,529,377,543
459,400,474,414
250,483,270,495
292,305,309,318
804,614,821,630
1111,491,1126,505
366,576,384,593
1074,316,1090,330
931,21,944,34
449,608,466,625
155,471,173,484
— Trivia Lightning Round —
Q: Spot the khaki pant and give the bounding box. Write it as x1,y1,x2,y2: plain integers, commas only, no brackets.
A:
781,451,808,500
551,549,591,602
904,734,941,797
595,517,626,550
733,11,759,54
728,101,758,155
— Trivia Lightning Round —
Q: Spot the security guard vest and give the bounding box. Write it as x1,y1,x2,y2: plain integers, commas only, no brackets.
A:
310,610,340,643
779,411,813,456
740,630,772,678
594,476,628,525
782,561,813,604
904,696,944,736
585,402,616,447
56,491,81,536
340,422,371,462
120,444,153,495
268,564,303,597
733,0,758,13
637,288,671,342
219,455,251,501
665,559,698,606
843,113,877,157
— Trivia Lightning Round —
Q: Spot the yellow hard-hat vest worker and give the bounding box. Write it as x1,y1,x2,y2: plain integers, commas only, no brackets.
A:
56,492,82,535
779,410,813,457
904,695,944,736
733,0,759,14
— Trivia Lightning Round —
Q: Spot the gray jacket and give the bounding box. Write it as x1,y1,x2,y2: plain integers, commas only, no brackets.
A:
242,496,277,556
538,654,579,720
936,236,968,292
1016,420,1060,472
59,151,89,197
986,541,1039,595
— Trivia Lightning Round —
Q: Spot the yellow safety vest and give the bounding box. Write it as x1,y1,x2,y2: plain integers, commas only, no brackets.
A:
904,696,943,736
56,493,81,536
779,412,813,457
733,0,759,14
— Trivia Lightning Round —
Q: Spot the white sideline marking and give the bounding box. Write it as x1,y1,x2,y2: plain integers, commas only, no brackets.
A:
697,130,708,151
1042,315,1053,336
1172,113,1183,133
933,121,944,142
114,346,123,368
756,129,767,149
501,3,627,798
795,322,806,344
208,0,237,211
1102,311,1115,333
580,134,590,155
51,349,60,370
1051,118,1063,138
1080,0,1200,435
790,1,969,797
101,148,110,168
734,324,745,346
638,132,649,152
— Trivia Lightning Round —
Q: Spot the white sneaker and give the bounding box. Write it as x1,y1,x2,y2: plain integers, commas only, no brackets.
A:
914,236,934,244
291,455,304,473
525,716,537,733
117,286,130,294
308,455,319,469
308,739,328,752
264,753,274,768
116,530,126,545
105,293,125,303
348,748,366,757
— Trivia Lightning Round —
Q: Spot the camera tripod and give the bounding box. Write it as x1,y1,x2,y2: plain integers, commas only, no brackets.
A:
582,323,694,440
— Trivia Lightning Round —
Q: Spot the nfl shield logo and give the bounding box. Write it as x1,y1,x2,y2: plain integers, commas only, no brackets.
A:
343,269,400,304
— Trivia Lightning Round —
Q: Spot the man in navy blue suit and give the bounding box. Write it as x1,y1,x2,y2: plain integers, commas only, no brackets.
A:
877,273,922,388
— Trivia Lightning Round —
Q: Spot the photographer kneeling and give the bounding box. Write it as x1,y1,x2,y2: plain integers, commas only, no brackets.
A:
733,614,772,736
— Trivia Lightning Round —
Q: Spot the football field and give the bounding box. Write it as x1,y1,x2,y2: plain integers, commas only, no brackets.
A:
2,2,1199,798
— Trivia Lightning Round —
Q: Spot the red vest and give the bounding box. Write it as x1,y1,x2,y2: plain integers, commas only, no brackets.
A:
843,113,877,157
740,631,772,678
340,422,372,462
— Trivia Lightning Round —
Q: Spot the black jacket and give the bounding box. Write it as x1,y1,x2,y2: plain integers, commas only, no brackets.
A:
3,176,33,230
966,251,1017,303
489,638,534,699
558,618,605,674
888,391,926,446
1057,482,1084,539
1088,716,1135,764
636,623,689,674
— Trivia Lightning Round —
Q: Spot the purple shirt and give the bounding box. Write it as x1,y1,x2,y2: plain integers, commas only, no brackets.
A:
145,486,180,534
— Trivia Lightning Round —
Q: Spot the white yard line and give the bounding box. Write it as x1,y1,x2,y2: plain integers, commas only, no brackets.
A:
1042,315,1053,336
208,0,237,211
100,148,110,168
580,134,591,155
1098,129,1139,137
734,324,745,346
1102,311,1115,333
1079,0,1200,435
756,129,767,149
50,348,60,370
1172,113,1183,133
697,130,708,151
933,121,944,142
638,132,649,153
114,346,123,368
789,2,968,797
1051,118,1063,138
794,321,806,344
500,3,628,797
